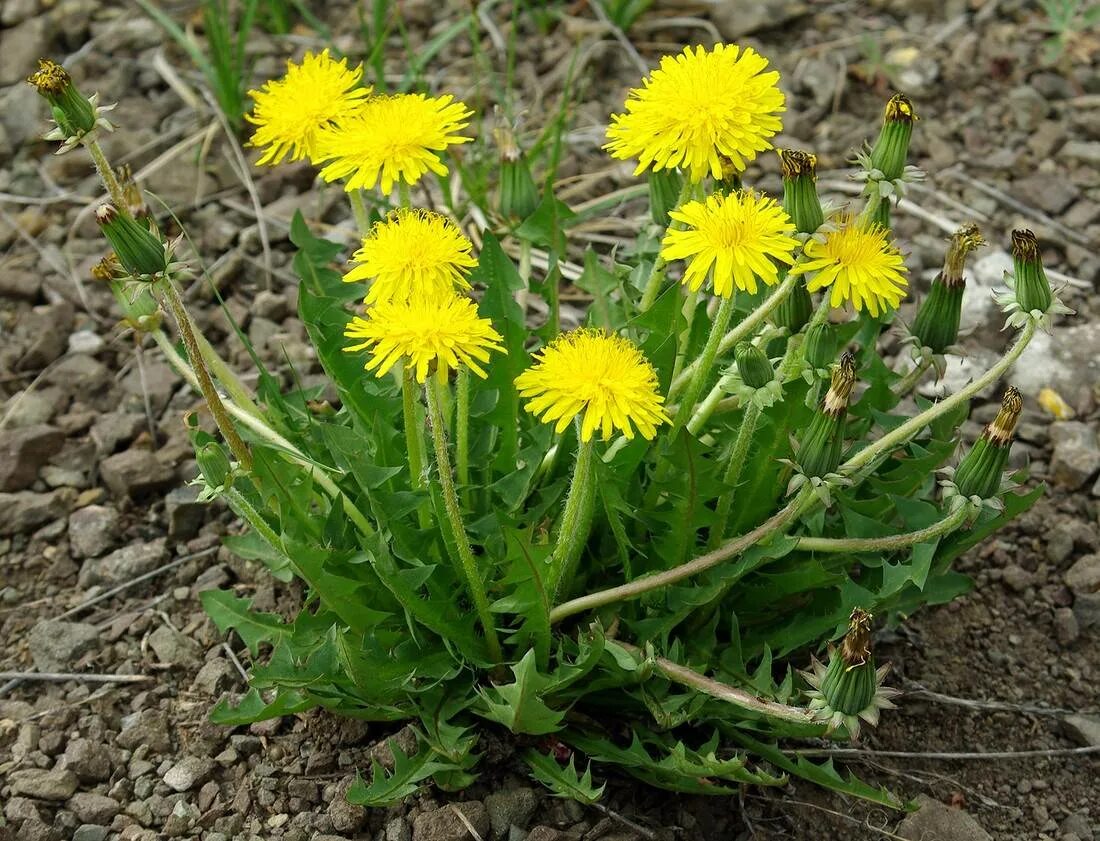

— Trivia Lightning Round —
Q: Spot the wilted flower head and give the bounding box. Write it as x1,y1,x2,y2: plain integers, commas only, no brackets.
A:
605,44,785,183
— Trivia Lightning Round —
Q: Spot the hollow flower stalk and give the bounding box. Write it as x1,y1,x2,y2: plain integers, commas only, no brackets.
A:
910,224,985,354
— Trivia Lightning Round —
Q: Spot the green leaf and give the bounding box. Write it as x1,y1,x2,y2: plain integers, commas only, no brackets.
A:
210,686,315,725
200,589,290,657
525,751,605,805
346,740,449,807
477,649,566,735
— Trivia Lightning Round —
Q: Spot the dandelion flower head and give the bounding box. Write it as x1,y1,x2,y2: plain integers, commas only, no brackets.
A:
660,190,799,297
247,50,371,166
515,329,670,442
605,44,785,183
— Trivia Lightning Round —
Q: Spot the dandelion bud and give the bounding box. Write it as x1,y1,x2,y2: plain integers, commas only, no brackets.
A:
911,224,985,353
954,386,1022,500
1010,229,1053,315
91,252,121,282
804,608,898,739
869,94,916,183
803,323,836,370
735,342,773,389
196,441,233,490
796,351,856,478
493,126,539,224
648,168,683,227
779,149,824,234
27,58,97,138
774,284,813,333
95,204,168,278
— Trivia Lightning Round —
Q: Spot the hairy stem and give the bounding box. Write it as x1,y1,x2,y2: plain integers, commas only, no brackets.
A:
638,178,693,311
795,505,969,553
708,400,764,549
669,295,735,435
83,136,127,209
892,357,932,397
426,377,503,664
547,437,597,603
349,189,371,235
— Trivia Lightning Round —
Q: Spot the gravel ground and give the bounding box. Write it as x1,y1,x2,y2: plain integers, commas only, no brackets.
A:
1,1,1099,839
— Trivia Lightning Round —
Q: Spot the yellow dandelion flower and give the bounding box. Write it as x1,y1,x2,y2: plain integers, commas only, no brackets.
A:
343,293,503,384
315,93,473,194
605,44,785,183
790,220,909,316
246,50,371,166
659,191,799,297
515,329,670,442
344,209,476,305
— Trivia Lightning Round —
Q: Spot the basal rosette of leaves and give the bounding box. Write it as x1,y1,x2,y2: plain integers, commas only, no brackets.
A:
31,42,1068,811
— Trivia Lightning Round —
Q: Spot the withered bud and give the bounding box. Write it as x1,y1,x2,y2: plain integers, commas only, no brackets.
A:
823,351,857,417
985,386,1023,448
778,149,818,181
839,608,873,668
941,223,985,287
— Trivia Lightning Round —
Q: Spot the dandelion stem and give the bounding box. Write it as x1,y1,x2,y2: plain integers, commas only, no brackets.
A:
669,294,735,436
398,180,412,209
669,287,700,387
158,277,252,471
638,178,693,312
425,376,503,664
892,357,932,396
402,370,427,492
794,505,969,553
708,400,764,549
456,367,470,489
83,136,127,209
547,436,597,603
349,189,371,235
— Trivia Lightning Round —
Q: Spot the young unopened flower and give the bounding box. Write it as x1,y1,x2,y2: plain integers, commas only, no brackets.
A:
910,224,985,354
648,168,683,227
315,92,473,194
789,219,908,317
27,58,97,139
493,125,539,224
1011,229,1053,315
869,95,916,183
803,608,899,739
735,342,774,389
795,351,855,479
95,204,169,278
953,386,1022,501
803,323,836,371
779,149,824,234
516,329,670,442
343,292,504,384
660,190,799,297
91,252,122,282
344,209,476,305
605,44,785,182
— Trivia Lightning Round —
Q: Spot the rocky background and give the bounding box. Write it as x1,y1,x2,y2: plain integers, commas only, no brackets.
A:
1,1,1099,839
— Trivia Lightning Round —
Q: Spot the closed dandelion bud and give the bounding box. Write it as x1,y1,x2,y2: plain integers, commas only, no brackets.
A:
196,441,233,490
796,351,855,477
1011,229,1053,315
911,224,985,353
774,283,813,333
869,94,916,183
779,149,824,233
648,168,682,227
804,608,898,739
803,323,836,369
27,58,96,138
735,342,773,389
494,126,539,224
95,204,168,278
954,386,1022,500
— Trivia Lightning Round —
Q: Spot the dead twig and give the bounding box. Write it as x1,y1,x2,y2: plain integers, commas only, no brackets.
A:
904,683,1100,717
0,671,154,684
792,745,1100,761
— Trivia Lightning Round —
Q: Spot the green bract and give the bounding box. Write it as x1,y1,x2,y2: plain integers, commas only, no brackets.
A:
36,52,1058,815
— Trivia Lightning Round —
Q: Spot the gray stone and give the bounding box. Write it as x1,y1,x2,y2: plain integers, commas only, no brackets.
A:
9,767,80,801
0,489,68,536
148,624,201,666
27,619,99,672
1008,85,1051,131
166,485,205,539
385,817,412,841
328,776,367,834
121,359,176,415
45,354,109,399
0,16,55,86
1012,174,1079,215
1054,607,1080,645
1066,554,1100,594
1063,715,1100,747
1014,323,1100,399
4,795,40,823
708,0,807,38
90,412,145,455
253,289,289,321
1073,592,1100,630
79,537,167,588
963,249,1012,335
897,795,992,841
191,658,235,695
1063,140,1100,165
163,756,215,792
68,793,120,824
1061,813,1094,841
68,330,105,355
1001,564,1033,594
63,737,112,782
116,708,172,753
485,787,538,838
2,388,62,428
1049,422,1100,490
68,504,120,559
412,802,491,841
72,826,109,841
99,448,175,498
0,424,64,491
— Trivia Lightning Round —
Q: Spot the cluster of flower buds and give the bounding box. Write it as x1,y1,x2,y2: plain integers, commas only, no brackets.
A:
493,124,539,225
854,95,924,229
803,608,899,739
27,58,114,151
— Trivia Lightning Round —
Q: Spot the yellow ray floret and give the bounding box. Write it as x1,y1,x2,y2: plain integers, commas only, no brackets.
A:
789,220,909,316
343,293,503,383
345,209,476,305
315,93,473,194
247,49,371,166
516,329,670,442
660,190,799,298
605,44,785,183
